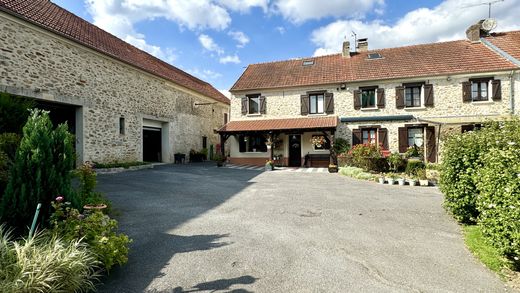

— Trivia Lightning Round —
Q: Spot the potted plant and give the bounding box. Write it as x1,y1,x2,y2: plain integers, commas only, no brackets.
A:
387,174,397,185
408,176,418,186
417,169,429,186
378,173,385,184
397,177,406,186
265,160,274,171
328,164,338,173
214,154,224,167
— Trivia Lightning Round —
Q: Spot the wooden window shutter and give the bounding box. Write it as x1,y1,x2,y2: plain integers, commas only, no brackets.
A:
462,82,472,102
376,88,385,108
395,86,405,109
238,135,246,152
353,90,361,110
352,129,362,146
301,95,309,115
492,80,501,100
241,97,248,115
378,128,389,150
426,126,437,163
325,92,334,114
398,127,408,153
259,96,267,114
424,84,434,107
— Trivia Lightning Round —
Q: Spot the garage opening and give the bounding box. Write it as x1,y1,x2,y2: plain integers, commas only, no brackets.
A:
143,126,162,162
35,100,77,134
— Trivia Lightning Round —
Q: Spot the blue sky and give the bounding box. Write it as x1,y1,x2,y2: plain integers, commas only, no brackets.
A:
52,0,520,94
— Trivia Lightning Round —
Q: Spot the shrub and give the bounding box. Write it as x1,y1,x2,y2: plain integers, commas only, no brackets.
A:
337,152,353,167
387,152,405,172
475,121,520,262
0,110,78,234
333,138,350,154
75,162,112,212
0,92,35,134
0,133,21,163
348,144,386,172
339,166,377,181
51,199,131,271
404,145,424,159
439,129,489,224
0,225,99,293
405,159,425,177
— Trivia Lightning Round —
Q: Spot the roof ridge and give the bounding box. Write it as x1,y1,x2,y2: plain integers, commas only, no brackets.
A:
248,53,343,66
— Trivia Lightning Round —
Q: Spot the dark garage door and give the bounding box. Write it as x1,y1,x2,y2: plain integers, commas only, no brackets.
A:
143,127,162,162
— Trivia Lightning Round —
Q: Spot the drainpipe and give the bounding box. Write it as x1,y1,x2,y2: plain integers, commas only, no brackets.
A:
510,70,516,115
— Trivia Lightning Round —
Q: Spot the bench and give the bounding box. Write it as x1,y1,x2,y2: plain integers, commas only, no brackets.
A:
305,154,330,168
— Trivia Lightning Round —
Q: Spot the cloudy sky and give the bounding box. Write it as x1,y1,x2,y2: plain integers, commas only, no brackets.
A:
53,0,520,94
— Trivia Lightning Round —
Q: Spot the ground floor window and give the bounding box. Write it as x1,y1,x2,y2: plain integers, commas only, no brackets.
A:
362,128,377,144
461,124,482,133
238,134,267,152
407,127,424,147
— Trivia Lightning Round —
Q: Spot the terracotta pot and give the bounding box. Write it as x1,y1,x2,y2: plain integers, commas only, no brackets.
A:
328,166,338,173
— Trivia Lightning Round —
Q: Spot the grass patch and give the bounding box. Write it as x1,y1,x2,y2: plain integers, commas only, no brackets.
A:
463,225,509,275
93,161,148,169
339,166,377,181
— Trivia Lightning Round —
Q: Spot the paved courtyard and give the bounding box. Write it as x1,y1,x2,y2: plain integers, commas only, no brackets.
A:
96,163,511,293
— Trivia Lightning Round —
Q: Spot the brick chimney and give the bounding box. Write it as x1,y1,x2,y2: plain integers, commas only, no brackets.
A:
356,38,368,52
342,41,350,58
466,20,485,42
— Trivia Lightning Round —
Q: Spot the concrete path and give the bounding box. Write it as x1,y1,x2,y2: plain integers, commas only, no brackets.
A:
96,163,513,293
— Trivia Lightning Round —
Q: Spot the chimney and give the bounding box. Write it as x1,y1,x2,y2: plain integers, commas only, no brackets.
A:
357,38,368,52
342,41,350,58
466,20,485,42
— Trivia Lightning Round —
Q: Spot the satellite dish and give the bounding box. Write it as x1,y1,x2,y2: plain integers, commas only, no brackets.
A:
481,18,497,32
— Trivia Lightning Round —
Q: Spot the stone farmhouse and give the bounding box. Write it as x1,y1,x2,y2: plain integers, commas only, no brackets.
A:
220,21,520,167
0,0,230,164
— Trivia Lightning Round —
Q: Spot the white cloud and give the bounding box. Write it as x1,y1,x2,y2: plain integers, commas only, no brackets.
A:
187,68,223,80
198,34,224,55
274,0,384,23
219,89,232,99
125,35,177,64
217,0,268,13
219,54,241,64
310,0,520,56
228,31,250,48
275,26,286,34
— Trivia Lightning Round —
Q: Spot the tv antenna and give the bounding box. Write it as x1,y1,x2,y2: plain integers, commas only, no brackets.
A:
462,0,504,18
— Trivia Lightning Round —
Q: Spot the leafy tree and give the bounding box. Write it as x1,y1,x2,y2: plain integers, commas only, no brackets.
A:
0,92,35,134
0,110,76,235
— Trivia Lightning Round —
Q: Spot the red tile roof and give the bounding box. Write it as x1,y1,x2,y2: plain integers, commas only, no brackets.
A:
485,30,520,61
0,0,229,104
231,37,518,92
219,116,338,132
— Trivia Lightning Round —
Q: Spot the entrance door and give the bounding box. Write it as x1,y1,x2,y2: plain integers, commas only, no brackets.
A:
288,134,301,167
143,127,162,162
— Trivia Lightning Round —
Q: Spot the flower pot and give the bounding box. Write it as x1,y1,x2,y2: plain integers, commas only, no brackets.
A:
419,179,429,186
378,177,385,184
408,179,417,186
387,179,396,185
328,166,338,173
397,178,406,186
216,161,223,167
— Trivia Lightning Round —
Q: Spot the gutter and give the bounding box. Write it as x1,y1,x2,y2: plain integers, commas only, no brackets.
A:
510,70,516,114
340,115,414,123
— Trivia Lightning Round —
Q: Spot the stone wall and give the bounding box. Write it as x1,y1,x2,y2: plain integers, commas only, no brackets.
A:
0,13,229,163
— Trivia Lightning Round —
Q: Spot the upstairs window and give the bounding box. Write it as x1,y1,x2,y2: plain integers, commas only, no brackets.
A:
361,87,377,109
405,84,422,107
248,95,260,114
470,78,491,101
362,128,378,144
309,93,324,114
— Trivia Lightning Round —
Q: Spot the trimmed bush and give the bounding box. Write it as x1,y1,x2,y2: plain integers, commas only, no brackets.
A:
0,226,99,293
349,144,387,172
0,110,77,234
405,159,425,177
439,129,489,224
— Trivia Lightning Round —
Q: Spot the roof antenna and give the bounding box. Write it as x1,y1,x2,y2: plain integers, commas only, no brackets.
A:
462,0,504,18
351,31,357,53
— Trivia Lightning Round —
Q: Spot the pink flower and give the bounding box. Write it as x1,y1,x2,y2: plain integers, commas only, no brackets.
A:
56,196,64,202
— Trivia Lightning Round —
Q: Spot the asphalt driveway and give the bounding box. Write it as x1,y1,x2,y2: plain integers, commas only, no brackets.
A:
96,163,512,292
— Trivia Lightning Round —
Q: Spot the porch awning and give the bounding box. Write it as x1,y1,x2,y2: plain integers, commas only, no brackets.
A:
416,114,512,125
218,116,338,133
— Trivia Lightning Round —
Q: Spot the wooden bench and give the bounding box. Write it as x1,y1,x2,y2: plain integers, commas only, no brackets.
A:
305,154,330,168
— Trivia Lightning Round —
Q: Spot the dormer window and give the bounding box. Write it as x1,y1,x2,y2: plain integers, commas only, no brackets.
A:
367,52,383,60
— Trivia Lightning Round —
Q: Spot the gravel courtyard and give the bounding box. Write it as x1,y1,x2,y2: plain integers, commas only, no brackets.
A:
96,163,511,293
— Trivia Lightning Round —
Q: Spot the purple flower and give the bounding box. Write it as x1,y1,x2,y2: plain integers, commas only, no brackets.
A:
56,196,64,202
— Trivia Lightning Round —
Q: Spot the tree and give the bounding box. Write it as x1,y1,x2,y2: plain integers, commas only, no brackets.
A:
0,92,35,134
0,110,76,235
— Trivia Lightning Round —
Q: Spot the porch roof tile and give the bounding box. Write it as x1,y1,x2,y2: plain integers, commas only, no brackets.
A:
219,116,338,133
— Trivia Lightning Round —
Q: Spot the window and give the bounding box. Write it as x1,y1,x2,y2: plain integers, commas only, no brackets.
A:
470,79,491,101
461,124,482,133
224,113,228,124
405,85,422,107
302,60,315,66
119,117,125,135
309,93,324,114
361,87,376,108
239,134,267,152
362,128,377,144
407,127,424,147
202,136,207,149
248,95,260,114
312,135,330,150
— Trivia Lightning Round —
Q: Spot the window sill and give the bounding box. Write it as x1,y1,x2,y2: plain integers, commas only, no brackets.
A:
360,107,379,111
246,113,262,117
403,107,427,111
308,113,327,116
471,100,493,105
